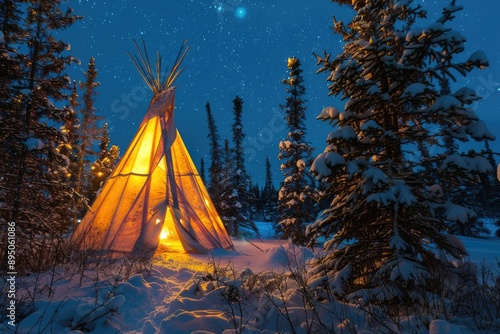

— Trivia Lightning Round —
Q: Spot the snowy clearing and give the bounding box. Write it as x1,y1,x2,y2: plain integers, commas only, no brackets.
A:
1,222,499,334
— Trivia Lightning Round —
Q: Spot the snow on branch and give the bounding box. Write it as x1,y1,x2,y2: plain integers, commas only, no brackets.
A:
317,106,340,121
311,152,346,178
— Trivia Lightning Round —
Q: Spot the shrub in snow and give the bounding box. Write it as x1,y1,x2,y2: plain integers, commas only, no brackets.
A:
202,243,403,333
310,0,495,317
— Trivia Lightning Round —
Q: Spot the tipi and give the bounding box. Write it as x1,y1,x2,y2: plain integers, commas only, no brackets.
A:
72,41,234,255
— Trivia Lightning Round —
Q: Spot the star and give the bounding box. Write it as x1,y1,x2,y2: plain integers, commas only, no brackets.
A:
63,0,500,185
235,7,247,19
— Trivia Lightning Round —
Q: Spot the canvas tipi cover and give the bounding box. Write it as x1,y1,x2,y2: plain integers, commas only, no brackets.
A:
72,42,233,255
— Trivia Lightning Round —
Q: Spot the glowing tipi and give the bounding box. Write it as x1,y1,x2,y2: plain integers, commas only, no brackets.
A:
72,41,233,255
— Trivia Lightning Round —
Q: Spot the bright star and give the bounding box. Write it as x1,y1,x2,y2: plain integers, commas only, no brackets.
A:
235,7,246,19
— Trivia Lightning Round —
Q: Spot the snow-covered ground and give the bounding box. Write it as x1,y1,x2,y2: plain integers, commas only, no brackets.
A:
1,222,499,334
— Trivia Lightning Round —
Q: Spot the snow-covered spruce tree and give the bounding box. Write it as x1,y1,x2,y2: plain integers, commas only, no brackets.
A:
440,72,490,236
262,156,278,223
1,1,80,272
436,72,489,236
230,96,257,237
446,178,489,236
309,0,493,309
277,57,318,246
205,102,224,211
86,123,119,205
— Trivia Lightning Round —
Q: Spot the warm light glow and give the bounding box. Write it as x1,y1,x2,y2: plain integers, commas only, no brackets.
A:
157,219,169,239
204,198,210,207
160,226,170,240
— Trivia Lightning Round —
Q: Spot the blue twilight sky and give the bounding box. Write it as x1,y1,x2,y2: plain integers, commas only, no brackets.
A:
62,0,500,186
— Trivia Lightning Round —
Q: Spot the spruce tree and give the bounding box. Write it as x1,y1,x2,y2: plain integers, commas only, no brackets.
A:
199,158,206,184
435,14,487,236
310,0,493,310
0,1,24,166
87,123,119,205
0,0,22,96
262,156,278,222
0,0,24,267
62,81,81,187
0,0,26,226
480,140,500,219
277,57,317,245
219,139,239,235
232,96,246,189
231,96,257,237
58,81,81,226
477,141,500,237
74,56,102,224
248,181,262,221
1,0,80,272
205,102,223,206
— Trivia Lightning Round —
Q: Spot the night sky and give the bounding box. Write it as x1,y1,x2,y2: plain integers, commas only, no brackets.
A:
62,0,500,186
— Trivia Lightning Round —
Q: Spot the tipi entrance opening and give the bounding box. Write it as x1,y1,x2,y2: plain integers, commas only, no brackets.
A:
156,207,185,253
